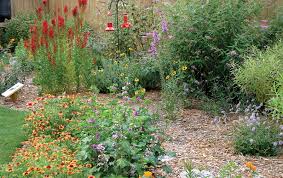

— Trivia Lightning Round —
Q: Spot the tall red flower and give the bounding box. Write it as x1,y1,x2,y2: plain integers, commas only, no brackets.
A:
58,16,65,28
64,5,68,14
36,7,43,19
81,31,90,48
40,37,48,48
72,6,78,17
78,0,88,7
42,20,49,35
30,25,37,34
51,18,56,26
67,28,74,39
24,40,30,49
43,0,47,6
48,27,54,38
31,37,37,53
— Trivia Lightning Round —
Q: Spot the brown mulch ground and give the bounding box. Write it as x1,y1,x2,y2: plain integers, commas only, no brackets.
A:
1,85,282,177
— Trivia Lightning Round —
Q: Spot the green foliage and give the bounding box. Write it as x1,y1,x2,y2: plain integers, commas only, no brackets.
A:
0,40,34,93
74,97,165,177
234,42,283,102
233,121,280,156
166,0,283,100
268,74,283,119
94,57,160,94
2,13,35,48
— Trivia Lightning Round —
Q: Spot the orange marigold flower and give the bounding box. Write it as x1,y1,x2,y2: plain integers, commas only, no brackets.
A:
245,162,256,171
85,163,92,168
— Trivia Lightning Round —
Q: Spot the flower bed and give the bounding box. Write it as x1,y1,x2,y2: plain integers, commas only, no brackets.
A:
0,95,165,177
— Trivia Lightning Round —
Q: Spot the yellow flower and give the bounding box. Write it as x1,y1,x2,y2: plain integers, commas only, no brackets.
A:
134,78,139,82
120,73,125,77
129,47,134,51
166,75,170,80
171,70,176,76
181,66,188,71
143,171,153,177
140,88,146,93
98,69,104,72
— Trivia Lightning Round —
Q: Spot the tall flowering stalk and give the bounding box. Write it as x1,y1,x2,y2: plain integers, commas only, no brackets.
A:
24,0,94,94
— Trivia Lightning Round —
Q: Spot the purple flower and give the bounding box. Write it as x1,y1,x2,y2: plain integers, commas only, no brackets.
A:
161,18,168,32
152,30,160,44
280,125,283,130
149,42,157,56
133,109,139,116
96,133,100,140
278,141,283,146
87,118,95,123
91,144,105,152
136,96,142,102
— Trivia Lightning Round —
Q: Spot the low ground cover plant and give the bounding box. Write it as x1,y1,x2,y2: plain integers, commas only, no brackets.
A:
1,94,166,177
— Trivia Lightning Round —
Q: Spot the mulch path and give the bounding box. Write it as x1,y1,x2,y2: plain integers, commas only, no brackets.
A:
0,84,282,178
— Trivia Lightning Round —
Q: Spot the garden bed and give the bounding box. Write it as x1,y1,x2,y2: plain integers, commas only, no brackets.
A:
0,91,282,177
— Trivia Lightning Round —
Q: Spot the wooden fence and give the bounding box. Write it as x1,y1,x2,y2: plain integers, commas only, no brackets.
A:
10,0,283,28
10,0,156,30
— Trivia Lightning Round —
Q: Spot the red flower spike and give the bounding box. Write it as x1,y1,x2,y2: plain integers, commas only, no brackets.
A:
24,40,30,49
58,16,65,28
105,22,114,31
48,27,54,38
72,6,78,17
36,7,43,19
30,25,37,34
67,28,74,39
42,20,49,35
64,5,68,14
78,0,88,7
121,13,131,29
43,0,47,6
51,18,56,26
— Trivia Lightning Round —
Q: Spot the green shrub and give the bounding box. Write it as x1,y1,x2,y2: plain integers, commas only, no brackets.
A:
167,0,265,97
94,57,160,94
234,42,283,102
74,98,165,177
2,13,35,48
268,74,283,119
234,119,280,156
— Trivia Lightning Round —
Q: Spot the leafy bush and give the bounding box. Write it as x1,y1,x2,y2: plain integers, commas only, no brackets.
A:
94,57,160,94
233,114,281,156
74,98,165,177
166,0,282,99
24,1,95,94
234,42,283,102
2,13,35,48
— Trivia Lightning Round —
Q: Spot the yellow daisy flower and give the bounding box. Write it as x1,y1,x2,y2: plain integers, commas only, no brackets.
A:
181,66,188,71
134,78,139,82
